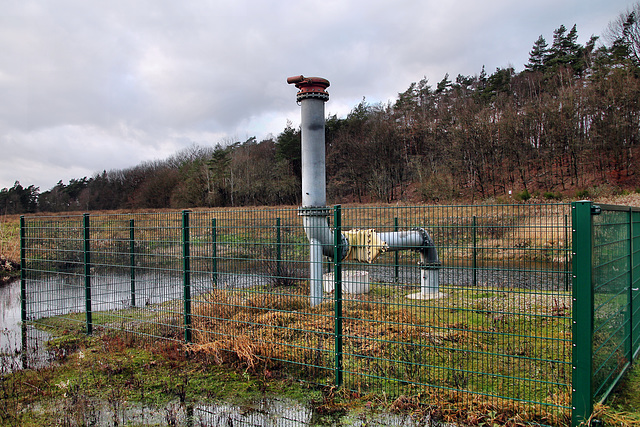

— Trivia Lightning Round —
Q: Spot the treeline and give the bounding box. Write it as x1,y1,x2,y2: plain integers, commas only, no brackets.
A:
2,8,640,214
1,138,301,214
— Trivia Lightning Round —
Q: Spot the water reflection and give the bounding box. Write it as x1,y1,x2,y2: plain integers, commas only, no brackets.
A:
28,397,436,426
0,279,21,352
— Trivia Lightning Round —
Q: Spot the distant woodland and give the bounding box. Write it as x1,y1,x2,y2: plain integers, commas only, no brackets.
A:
3,6,640,214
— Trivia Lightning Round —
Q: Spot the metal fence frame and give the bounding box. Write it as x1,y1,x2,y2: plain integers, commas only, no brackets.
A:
571,201,640,425
18,202,639,426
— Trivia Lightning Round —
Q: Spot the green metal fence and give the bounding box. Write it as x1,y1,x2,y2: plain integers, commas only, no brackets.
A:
17,202,638,425
571,201,640,426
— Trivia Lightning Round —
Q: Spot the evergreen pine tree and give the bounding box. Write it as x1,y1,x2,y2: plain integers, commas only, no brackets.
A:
525,35,549,72
544,24,586,74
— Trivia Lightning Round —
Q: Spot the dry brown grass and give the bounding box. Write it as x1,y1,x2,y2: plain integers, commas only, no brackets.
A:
597,192,640,207
8,195,637,263
321,384,572,426
0,214,21,262
181,283,575,424
590,403,640,426
187,286,425,371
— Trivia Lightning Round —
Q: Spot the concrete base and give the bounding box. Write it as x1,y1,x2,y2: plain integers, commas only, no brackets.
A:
406,291,446,300
323,270,370,294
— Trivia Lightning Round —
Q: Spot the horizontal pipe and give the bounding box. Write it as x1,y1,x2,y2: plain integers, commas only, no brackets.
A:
302,216,438,265
377,228,440,266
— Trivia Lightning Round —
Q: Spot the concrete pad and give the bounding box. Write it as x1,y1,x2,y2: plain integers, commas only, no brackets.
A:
406,291,446,300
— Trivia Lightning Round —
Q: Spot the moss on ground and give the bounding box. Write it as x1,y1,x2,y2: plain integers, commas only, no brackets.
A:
2,332,331,426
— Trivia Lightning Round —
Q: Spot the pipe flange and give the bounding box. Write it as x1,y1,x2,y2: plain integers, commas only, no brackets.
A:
287,75,330,102
419,261,442,268
298,206,332,217
296,92,330,102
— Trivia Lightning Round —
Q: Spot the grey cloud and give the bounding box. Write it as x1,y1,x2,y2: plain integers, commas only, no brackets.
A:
0,0,633,190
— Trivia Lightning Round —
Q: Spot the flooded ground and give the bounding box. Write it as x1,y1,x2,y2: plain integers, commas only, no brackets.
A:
26,397,438,426
0,279,21,352
2,277,445,426
1,266,567,426
2,262,569,355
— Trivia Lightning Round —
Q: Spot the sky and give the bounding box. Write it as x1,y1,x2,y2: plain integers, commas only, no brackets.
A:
0,0,635,192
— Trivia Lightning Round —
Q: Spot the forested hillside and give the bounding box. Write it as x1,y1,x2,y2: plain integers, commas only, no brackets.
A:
2,8,640,213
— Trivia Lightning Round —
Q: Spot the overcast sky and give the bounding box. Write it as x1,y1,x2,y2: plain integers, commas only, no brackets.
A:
0,0,635,191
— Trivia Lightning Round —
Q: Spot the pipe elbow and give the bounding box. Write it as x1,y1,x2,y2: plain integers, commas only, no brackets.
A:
301,210,349,261
287,75,330,101
415,227,440,267
286,75,305,85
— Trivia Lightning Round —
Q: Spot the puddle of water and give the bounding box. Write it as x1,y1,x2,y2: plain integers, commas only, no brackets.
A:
21,272,268,320
1,279,21,352
29,397,440,427
1,277,456,426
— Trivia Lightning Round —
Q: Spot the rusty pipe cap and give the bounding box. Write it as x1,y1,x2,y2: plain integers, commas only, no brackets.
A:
287,75,330,101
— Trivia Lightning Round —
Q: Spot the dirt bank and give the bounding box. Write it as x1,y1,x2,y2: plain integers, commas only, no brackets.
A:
0,254,19,285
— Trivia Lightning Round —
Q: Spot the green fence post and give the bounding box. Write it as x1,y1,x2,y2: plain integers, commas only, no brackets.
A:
473,215,477,286
20,216,27,367
627,208,634,363
20,216,27,327
183,210,192,344
276,217,282,279
334,205,343,388
394,217,399,282
211,218,217,287
634,209,640,360
565,214,570,292
130,219,136,307
83,213,93,335
572,201,594,426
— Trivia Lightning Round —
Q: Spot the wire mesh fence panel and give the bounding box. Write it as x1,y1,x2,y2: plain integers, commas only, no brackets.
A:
23,215,88,334
186,208,335,386
591,206,637,402
336,204,573,421
21,203,579,424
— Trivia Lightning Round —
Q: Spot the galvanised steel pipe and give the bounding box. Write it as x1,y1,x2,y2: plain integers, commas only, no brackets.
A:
288,75,333,306
288,75,441,302
377,228,440,295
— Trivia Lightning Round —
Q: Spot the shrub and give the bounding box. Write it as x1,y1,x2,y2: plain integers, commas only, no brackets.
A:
575,189,589,199
543,191,562,200
515,189,531,202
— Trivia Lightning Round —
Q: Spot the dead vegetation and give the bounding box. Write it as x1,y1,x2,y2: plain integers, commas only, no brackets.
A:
178,284,572,425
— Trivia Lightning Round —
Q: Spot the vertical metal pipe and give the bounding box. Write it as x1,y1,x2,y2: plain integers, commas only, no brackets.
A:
308,236,324,306
301,98,329,306
301,98,327,208
288,75,331,306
